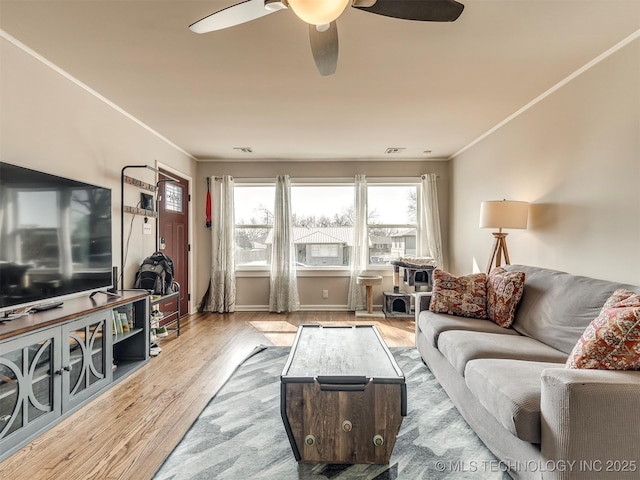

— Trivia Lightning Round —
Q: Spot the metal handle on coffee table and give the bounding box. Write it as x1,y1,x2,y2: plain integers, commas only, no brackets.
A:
317,375,368,392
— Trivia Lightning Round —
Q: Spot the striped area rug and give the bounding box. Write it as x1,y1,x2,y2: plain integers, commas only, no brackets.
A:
154,346,508,480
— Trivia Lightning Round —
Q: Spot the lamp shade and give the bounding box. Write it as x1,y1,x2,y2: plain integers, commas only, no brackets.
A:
287,0,350,24
479,200,529,229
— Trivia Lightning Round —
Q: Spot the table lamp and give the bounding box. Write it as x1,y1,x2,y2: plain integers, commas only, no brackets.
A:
479,200,529,274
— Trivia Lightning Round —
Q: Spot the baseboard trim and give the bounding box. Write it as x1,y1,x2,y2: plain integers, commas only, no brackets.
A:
234,304,383,312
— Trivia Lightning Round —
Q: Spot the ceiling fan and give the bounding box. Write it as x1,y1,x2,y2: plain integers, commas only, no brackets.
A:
189,0,464,76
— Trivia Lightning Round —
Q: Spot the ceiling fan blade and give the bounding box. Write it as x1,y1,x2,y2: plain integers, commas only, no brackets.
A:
309,22,339,77
189,0,284,34
353,0,464,22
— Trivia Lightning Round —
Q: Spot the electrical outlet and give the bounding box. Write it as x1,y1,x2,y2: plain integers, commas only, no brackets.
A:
322,289,329,299
143,224,153,235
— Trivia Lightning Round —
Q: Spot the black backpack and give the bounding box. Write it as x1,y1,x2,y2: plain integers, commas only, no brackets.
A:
134,252,175,295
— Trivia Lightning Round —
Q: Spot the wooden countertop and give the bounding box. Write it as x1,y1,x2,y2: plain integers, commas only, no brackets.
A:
0,290,149,341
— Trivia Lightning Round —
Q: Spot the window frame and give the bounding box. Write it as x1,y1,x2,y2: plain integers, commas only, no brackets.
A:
233,177,422,274
366,181,420,267
234,182,275,271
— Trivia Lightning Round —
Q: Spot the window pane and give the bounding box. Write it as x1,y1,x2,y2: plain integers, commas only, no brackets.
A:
165,183,183,213
235,227,271,266
367,185,417,225
291,186,353,227
235,186,274,266
290,186,353,266
235,186,275,225
369,227,417,264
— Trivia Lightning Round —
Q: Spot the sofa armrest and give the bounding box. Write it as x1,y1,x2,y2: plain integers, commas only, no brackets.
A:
414,292,432,324
540,368,640,479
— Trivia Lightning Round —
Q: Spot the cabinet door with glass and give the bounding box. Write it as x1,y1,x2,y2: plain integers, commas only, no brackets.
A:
61,311,111,412
0,328,62,454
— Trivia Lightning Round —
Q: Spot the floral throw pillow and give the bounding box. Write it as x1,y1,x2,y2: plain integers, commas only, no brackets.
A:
486,267,526,328
600,288,640,311
566,289,640,370
429,269,487,319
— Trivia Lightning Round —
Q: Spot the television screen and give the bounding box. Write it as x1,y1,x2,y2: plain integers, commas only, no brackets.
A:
0,162,112,314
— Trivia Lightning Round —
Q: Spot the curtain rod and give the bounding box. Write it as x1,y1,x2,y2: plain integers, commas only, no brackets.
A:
214,175,437,183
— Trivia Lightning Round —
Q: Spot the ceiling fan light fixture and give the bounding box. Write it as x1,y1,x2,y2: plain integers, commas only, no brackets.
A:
287,0,350,25
264,0,288,11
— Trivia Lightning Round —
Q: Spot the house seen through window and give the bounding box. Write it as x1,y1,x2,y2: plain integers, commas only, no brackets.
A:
368,185,418,264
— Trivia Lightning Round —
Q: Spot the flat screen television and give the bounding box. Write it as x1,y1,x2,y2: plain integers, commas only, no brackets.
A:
0,162,112,315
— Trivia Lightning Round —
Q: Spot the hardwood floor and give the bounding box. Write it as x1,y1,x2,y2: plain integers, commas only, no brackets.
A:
0,311,415,480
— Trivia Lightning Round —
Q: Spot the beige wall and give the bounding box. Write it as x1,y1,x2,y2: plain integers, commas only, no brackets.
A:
450,38,640,285
195,161,450,309
0,35,448,313
11,29,634,311
1,37,197,306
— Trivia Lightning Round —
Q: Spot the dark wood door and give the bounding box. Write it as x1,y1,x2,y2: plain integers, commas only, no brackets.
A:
158,169,189,317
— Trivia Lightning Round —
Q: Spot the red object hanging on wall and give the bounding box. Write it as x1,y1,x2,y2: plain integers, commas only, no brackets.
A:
205,177,212,228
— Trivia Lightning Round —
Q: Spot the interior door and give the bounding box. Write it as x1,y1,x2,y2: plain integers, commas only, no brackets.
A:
158,168,189,317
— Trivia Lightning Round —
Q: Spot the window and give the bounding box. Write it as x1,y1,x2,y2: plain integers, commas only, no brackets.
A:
234,180,420,268
290,185,354,228
310,245,339,257
291,185,353,266
367,184,418,265
234,185,274,266
164,183,183,213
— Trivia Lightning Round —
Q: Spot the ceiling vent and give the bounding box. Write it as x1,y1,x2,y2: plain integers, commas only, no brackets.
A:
385,147,405,154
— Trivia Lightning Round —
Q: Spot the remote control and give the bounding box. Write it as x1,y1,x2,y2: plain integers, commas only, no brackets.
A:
29,301,64,312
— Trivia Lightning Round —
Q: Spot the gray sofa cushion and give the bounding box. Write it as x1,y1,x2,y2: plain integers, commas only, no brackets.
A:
465,359,565,443
418,310,518,348
438,330,568,375
504,265,640,354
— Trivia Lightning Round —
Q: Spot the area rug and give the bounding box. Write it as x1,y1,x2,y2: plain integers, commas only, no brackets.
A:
153,347,510,480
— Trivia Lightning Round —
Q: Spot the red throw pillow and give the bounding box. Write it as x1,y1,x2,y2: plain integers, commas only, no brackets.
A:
486,267,525,328
429,269,487,319
566,289,640,370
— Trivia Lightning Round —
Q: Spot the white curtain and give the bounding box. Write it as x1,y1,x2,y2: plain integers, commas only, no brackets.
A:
269,175,300,313
347,174,368,311
418,173,444,269
202,175,236,313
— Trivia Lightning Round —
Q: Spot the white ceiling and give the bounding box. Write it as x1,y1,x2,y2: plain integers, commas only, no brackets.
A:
1,1,639,161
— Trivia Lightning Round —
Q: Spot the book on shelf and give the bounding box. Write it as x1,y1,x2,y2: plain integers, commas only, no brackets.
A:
119,313,130,332
115,304,134,330
112,309,122,335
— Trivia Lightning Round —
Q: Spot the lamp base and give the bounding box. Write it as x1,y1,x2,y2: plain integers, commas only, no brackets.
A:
486,232,511,274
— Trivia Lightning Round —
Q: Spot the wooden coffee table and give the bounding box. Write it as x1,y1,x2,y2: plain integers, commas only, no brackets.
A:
280,324,406,464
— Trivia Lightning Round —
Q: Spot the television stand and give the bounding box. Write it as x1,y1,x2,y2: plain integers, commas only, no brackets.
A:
0,290,149,461
0,311,29,322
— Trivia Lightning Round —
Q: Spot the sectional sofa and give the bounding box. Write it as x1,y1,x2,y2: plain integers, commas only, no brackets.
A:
415,265,640,480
